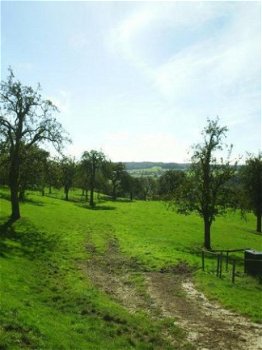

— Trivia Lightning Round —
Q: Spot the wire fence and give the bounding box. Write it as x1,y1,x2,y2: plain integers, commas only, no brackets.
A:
201,249,262,283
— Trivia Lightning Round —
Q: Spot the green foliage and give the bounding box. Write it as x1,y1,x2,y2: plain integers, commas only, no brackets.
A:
159,170,185,200
0,68,70,220
59,156,76,201
175,118,237,249
240,153,262,232
81,150,107,207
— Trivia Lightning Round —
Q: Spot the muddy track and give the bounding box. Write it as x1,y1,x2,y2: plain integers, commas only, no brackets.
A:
84,238,262,350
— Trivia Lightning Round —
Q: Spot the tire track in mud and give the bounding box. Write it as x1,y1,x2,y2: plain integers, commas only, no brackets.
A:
84,238,262,350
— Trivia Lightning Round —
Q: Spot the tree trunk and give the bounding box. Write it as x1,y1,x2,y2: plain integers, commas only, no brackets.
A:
85,189,88,202
130,192,133,201
90,188,94,207
112,186,116,200
204,217,211,250
256,213,262,233
10,185,20,220
65,187,69,201
89,170,95,207
41,187,45,196
49,186,52,194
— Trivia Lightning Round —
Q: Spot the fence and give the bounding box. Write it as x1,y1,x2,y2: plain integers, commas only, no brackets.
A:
201,249,262,283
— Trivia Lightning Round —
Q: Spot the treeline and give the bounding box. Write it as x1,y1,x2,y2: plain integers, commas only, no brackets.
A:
1,69,261,249
0,147,185,203
125,162,190,171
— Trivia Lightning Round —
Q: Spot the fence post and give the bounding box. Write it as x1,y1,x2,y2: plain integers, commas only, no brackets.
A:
216,254,220,277
226,251,229,272
232,260,236,284
219,253,223,278
202,251,205,271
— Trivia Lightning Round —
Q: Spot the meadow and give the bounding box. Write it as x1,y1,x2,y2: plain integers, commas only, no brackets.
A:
0,188,261,349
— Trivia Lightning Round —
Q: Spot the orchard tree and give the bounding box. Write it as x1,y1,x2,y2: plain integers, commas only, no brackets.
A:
138,176,158,200
78,158,91,201
18,144,49,200
60,156,76,201
45,158,61,195
109,162,126,200
159,170,185,200
81,150,106,207
118,171,135,201
241,153,262,233
0,68,69,220
176,118,236,250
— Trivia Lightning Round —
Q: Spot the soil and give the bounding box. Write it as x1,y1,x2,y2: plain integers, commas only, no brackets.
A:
84,238,262,350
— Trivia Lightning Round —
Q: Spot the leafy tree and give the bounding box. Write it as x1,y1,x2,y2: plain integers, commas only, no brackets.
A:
77,158,91,201
81,150,106,207
241,153,262,233
109,162,126,200
0,68,69,220
0,142,10,186
44,158,61,195
60,156,76,201
159,170,185,200
176,118,236,249
137,176,158,200
18,144,49,200
118,171,136,201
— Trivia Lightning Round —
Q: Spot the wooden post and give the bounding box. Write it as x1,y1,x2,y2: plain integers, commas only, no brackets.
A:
219,253,223,278
232,260,236,284
202,251,205,271
216,255,220,277
226,251,229,272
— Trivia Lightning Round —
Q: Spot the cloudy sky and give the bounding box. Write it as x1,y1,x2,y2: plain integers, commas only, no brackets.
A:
1,1,261,162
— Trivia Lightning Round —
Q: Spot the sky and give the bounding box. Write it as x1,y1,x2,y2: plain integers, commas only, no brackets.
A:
1,1,261,163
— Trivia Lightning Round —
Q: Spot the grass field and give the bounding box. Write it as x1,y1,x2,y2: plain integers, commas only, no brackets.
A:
0,188,261,349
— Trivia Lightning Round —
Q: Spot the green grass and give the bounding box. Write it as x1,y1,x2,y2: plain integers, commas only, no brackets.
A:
0,188,261,348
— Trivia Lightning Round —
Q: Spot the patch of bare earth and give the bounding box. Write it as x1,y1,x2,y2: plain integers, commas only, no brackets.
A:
147,272,262,350
84,239,262,350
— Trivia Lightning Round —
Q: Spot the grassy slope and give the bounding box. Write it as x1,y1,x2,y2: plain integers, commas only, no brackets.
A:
0,189,261,348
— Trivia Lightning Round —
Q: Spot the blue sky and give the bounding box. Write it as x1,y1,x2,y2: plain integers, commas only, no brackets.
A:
1,1,261,162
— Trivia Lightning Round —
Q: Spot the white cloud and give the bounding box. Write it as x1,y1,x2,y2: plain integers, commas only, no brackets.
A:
108,2,260,106
106,1,261,160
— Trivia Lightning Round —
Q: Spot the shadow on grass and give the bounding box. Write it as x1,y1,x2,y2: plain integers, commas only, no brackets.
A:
76,203,116,211
0,217,61,260
0,191,11,201
247,229,262,236
0,191,45,207
21,197,45,207
101,196,133,203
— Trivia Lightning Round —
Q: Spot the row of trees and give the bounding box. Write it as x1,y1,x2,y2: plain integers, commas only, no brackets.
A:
0,147,165,204
1,69,261,250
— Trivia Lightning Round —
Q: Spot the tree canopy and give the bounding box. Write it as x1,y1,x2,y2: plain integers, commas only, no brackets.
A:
240,153,262,233
175,118,237,249
0,68,70,220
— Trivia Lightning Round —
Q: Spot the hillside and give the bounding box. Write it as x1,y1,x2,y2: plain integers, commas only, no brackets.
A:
124,162,190,177
125,162,190,171
0,188,262,349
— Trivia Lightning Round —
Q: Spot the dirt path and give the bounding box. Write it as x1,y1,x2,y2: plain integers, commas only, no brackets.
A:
84,238,262,350
147,272,262,350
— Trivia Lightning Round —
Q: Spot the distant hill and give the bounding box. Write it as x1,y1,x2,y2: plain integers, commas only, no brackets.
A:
124,162,190,171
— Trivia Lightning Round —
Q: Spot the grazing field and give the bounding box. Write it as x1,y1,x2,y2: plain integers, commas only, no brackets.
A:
0,188,261,349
